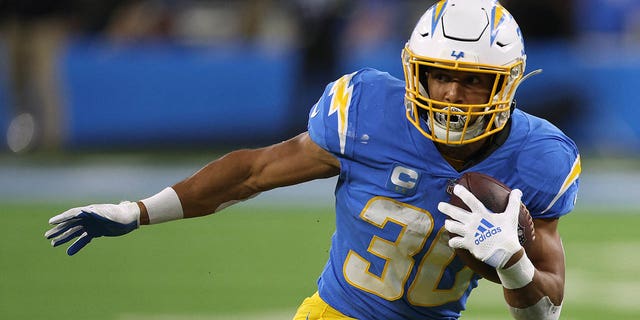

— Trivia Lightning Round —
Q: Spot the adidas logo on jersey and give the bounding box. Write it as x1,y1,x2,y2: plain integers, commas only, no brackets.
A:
474,218,502,245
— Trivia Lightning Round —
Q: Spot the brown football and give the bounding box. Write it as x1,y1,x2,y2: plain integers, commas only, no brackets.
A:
447,172,535,283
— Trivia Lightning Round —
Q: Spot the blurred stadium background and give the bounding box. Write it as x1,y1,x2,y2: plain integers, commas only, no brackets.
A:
1,0,639,319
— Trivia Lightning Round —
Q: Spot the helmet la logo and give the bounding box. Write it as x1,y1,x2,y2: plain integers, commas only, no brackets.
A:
450,51,465,60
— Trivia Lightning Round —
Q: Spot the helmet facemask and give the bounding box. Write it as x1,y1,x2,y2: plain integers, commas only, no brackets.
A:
403,46,525,146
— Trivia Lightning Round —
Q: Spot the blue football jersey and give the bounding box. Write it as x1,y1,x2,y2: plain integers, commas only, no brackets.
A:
307,68,580,319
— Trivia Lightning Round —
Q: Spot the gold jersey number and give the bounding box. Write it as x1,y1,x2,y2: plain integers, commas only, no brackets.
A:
343,196,474,306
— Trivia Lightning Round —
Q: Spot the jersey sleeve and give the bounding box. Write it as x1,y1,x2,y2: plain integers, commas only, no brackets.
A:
307,71,360,159
516,130,581,219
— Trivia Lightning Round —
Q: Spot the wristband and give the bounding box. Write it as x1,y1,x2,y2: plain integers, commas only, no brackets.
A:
141,187,184,224
496,252,535,289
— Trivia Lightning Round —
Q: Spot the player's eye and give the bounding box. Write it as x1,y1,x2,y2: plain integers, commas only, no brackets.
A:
463,75,494,93
431,72,451,82
464,76,482,86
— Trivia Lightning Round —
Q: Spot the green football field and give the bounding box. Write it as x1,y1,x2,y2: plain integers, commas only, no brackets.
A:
1,202,639,319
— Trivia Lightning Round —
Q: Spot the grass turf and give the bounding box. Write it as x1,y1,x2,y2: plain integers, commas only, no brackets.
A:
1,202,638,319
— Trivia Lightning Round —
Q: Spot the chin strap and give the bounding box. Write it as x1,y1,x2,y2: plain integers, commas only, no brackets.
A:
427,110,487,143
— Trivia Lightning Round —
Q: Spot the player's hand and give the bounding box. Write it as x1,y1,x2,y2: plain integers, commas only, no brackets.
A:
438,184,523,269
44,202,140,256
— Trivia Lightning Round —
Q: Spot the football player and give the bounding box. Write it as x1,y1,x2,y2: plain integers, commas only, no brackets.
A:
45,0,580,319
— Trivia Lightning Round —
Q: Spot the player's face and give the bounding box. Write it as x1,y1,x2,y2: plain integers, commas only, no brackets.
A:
425,68,495,129
426,68,494,106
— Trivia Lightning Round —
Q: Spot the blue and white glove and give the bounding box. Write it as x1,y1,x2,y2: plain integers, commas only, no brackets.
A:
44,202,140,256
438,184,523,269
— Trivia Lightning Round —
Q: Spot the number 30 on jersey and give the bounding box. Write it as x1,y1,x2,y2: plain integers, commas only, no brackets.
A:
343,197,475,306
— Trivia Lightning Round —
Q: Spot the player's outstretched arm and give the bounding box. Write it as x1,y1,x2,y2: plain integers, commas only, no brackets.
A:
439,185,565,320
170,132,340,219
45,132,340,255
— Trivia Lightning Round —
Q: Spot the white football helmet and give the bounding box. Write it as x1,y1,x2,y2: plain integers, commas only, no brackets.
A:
403,0,527,145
